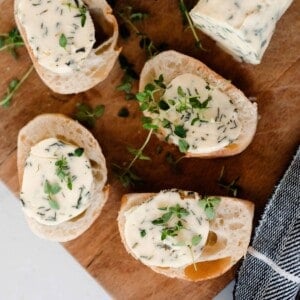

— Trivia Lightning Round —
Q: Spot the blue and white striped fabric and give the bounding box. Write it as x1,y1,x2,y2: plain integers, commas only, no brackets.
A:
235,146,300,300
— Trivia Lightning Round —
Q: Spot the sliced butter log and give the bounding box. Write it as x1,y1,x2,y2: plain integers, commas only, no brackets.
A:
18,114,108,242
190,0,293,64
118,192,254,282
14,0,120,94
139,50,258,158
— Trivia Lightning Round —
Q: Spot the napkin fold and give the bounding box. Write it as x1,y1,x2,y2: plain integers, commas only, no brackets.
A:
235,146,300,300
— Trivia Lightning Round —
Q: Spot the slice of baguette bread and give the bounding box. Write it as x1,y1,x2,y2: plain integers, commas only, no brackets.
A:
118,190,254,281
139,50,258,158
14,0,120,94
17,114,108,242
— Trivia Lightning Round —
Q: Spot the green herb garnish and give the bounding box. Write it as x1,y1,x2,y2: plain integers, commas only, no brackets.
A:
140,229,146,237
44,180,61,210
178,0,205,50
191,234,202,246
1,65,34,107
118,6,159,58
178,139,189,153
218,166,240,197
0,28,24,58
117,55,139,100
55,156,73,190
59,33,67,49
74,103,105,128
199,196,221,220
152,204,189,240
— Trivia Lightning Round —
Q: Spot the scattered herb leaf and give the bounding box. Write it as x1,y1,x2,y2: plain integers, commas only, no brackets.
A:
218,166,240,196
199,196,221,220
59,33,67,49
74,103,105,128
178,0,205,50
0,28,24,58
140,229,146,237
44,180,61,210
0,65,34,107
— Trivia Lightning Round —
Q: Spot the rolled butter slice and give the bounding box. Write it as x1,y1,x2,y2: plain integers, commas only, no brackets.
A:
18,114,108,241
15,0,120,94
139,50,258,158
190,0,293,64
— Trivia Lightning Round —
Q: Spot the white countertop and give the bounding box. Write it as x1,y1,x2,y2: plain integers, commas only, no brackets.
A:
0,181,233,299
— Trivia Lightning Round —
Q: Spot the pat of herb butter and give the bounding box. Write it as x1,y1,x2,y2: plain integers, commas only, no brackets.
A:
124,190,209,268
16,0,95,73
21,138,93,225
190,0,293,64
149,73,241,154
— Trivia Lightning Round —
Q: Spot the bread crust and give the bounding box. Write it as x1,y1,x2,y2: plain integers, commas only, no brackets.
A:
14,0,121,94
118,191,254,281
18,114,108,241
139,50,258,158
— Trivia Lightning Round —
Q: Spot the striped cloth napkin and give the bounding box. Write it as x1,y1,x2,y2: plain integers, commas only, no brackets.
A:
235,146,300,300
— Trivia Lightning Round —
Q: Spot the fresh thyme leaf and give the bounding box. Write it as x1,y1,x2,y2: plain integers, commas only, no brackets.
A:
44,180,61,210
142,116,158,130
118,107,130,118
140,229,147,237
127,146,151,161
174,125,187,138
130,12,149,22
218,166,240,196
158,100,170,110
59,33,67,49
112,129,153,187
48,198,60,210
44,180,61,195
117,6,159,58
117,55,139,100
79,6,87,27
178,139,189,153
74,103,105,128
74,148,84,157
178,0,205,51
169,204,189,218
199,196,221,220
55,156,73,190
0,65,34,107
191,234,202,246
0,28,24,58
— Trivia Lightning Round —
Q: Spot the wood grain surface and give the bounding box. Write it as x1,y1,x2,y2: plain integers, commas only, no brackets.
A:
0,0,299,299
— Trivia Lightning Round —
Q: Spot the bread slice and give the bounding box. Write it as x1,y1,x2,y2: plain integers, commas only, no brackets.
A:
139,50,258,158
14,0,120,94
118,191,254,281
17,114,108,242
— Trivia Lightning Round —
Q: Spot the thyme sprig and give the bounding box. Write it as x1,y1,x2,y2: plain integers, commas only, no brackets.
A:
113,128,153,187
178,0,205,50
116,55,139,100
74,103,105,128
118,6,159,58
44,180,61,210
218,166,240,197
55,156,73,190
199,196,221,220
0,28,24,58
152,204,189,240
0,65,34,107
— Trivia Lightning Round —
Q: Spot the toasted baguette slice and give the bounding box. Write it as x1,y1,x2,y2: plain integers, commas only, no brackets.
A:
17,114,108,242
139,50,258,158
118,191,254,281
15,0,120,94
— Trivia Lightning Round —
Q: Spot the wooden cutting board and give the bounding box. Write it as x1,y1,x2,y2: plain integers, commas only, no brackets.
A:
0,0,299,299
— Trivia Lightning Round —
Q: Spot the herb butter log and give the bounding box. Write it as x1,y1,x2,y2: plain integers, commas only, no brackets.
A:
138,50,257,157
17,114,108,241
14,0,120,94
190,0,293,64
118,190,254,281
